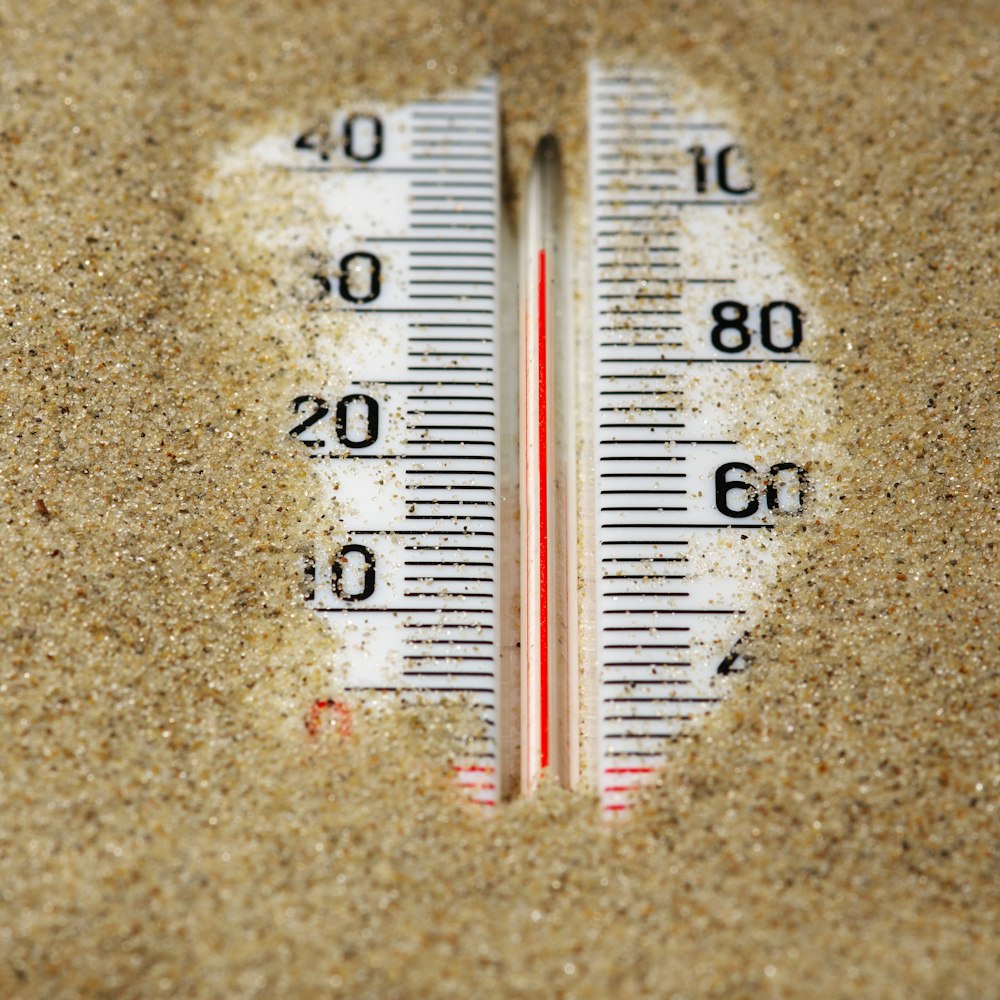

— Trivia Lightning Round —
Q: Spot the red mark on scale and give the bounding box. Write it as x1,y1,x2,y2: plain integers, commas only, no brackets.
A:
537,249,550,773
305,699,353,740
603,767,656,811
453,764,496,806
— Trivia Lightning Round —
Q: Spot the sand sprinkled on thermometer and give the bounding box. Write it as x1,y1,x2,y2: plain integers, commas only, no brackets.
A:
1,1,997,996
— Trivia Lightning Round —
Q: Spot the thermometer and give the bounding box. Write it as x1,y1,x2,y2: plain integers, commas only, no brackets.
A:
228,62,824,813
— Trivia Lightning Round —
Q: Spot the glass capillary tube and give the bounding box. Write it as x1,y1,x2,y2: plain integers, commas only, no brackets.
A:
519,137,578,794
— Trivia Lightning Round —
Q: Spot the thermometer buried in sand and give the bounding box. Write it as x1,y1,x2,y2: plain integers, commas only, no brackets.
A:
235,63,823,813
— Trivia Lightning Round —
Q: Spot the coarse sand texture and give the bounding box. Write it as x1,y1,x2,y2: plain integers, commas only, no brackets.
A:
0,1,997,997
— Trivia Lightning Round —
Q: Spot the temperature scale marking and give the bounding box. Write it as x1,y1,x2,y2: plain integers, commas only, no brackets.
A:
583,65,817,812
257,78,506,805
220,62,825,813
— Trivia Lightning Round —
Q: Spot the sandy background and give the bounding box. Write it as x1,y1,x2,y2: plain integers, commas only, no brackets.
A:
1,0,997,996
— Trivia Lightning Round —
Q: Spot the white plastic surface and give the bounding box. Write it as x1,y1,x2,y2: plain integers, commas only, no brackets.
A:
232,79,504,805
584,65,827,813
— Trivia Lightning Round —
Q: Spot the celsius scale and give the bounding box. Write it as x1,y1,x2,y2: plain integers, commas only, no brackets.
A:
237,63,820,814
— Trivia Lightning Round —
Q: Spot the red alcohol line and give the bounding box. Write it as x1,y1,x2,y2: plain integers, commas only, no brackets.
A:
537,248,550,773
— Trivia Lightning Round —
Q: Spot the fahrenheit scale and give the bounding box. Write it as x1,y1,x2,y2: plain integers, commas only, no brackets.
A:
221,63,827,814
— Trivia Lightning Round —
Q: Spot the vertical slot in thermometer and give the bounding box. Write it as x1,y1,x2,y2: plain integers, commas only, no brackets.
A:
221,61,829,814
519,137,579,796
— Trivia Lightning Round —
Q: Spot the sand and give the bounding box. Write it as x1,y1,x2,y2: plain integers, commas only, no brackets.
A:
1,0,997,996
